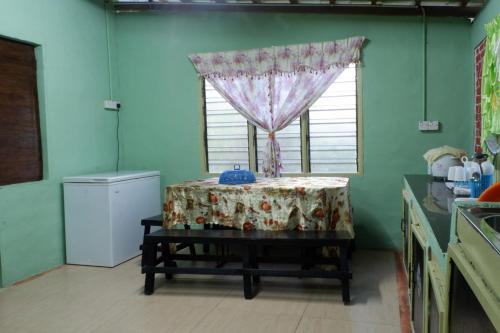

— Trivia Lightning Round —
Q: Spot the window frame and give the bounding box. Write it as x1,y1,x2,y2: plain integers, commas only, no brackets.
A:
199,64,363,177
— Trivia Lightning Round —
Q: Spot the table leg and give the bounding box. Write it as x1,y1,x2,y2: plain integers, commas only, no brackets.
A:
250,245,260,285
242,245,253,300
143,241,156,295
340,242,350,305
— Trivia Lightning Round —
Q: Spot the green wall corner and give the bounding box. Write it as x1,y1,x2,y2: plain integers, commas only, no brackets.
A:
0,0,117,287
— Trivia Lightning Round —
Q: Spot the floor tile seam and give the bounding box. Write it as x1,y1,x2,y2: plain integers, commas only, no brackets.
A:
187,281,237,332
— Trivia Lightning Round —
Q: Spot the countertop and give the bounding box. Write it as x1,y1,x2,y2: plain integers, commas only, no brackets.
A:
404,175,455,252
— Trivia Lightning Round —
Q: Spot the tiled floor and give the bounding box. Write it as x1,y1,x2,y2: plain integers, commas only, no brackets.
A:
0,250,402,333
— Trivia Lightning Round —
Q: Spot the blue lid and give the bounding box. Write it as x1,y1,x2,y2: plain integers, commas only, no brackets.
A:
219,164,256,185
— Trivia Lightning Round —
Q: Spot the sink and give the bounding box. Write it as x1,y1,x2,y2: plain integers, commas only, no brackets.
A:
482,215,500,233
462,207,500,254
480,216,500,250
466,207,500,219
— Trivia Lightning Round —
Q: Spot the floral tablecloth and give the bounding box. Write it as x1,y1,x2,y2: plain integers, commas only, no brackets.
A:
163,177,354,238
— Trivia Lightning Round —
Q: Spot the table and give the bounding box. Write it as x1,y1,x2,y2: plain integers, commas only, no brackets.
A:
163,177,353,238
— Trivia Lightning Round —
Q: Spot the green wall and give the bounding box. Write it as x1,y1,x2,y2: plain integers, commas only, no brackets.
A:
0,5,480,286
114,13,473,249
0,0,117,286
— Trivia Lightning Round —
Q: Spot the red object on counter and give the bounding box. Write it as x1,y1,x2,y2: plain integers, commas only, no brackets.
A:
478,182,500,202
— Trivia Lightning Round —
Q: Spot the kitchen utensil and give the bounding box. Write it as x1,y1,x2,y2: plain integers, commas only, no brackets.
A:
429,154,462,178
473,152,489,164
218,164,256,185
485,135,500,166
478,181,500,202
481,160,495,175
464,161,482,179
454,166,466,181
472,172,481,182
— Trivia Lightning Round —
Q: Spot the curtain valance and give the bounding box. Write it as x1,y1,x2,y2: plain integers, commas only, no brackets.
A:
189,36,365,78
188,36,365,177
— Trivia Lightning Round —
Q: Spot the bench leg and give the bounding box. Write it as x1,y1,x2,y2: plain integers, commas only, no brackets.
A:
203,224,210,254
301,247,315,271
140,224,152,266
183,225,197,255
143,241,156,295
340,243,350,305
348,239,355,260
242,245,253,299
161,241,176,280
250,245,260,285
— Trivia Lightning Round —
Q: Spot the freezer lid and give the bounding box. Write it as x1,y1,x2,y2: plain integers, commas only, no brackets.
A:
63,170,160,183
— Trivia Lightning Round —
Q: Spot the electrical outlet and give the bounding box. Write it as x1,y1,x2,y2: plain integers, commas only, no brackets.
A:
418,120,439,131
104,100,121,111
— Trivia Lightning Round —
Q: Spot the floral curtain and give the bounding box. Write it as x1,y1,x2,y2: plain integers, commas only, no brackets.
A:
481,15,500,152
189,36,365,176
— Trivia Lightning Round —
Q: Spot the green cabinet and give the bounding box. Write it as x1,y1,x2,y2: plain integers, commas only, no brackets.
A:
402,175,500,333
403,176,450,333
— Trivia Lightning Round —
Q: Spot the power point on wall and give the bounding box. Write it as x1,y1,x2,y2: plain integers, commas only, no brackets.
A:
104,100,121,111
418,120,440,131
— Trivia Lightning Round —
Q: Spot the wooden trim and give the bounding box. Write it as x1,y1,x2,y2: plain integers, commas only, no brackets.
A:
248,123,257,172
199,78,210,175
114,3,481,17
355,63,363,176
395,252,412,333
300,112,310,173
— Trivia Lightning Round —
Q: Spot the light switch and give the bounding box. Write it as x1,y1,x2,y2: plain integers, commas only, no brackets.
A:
418,120,440,131
104,100,121,111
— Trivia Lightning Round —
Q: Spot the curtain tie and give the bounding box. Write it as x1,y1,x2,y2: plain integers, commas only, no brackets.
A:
268,132,275,140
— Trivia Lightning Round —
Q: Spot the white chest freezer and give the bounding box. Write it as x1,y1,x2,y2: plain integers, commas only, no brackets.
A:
63,171,161,267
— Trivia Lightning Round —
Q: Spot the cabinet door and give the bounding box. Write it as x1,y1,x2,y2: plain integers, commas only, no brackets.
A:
448,261,497,333
427,263,446,333
401,191,410,275
412,231,425,333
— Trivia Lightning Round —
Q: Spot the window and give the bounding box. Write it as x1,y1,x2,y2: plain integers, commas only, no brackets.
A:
0,37,42,185
201,63,360,174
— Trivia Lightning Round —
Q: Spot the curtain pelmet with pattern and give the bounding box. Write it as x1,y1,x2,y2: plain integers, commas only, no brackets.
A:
189,36,365,177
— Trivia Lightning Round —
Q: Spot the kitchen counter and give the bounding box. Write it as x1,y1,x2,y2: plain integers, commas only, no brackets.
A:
404,175,455,253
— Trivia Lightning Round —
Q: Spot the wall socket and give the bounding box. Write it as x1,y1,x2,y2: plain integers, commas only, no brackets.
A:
418,120,439,131
104,100,121,111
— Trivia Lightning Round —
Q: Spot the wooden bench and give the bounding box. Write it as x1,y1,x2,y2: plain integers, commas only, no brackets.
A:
140,216,196,265
141,228,353,304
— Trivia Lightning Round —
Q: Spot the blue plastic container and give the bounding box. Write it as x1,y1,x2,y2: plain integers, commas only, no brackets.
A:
218,164,256,185
481,174,494,193
469,179,482,198
469,175,494,198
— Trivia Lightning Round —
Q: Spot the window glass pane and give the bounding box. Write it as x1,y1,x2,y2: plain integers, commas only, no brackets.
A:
309,64,357,173
204,80,249,173
256,119,302,173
